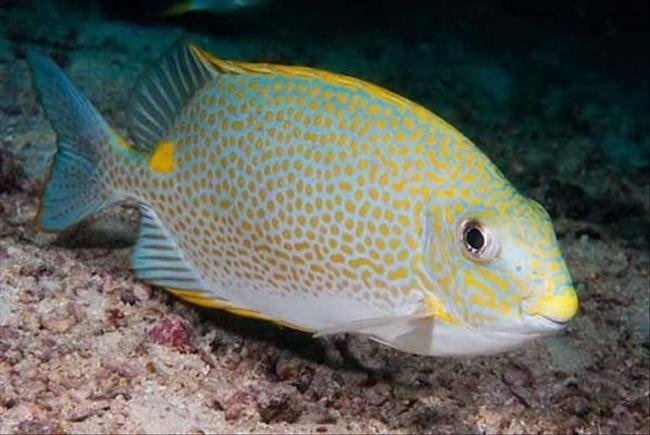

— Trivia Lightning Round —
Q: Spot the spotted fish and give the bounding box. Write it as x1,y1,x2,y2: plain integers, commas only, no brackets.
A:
162,0,270,16
27,42,578,356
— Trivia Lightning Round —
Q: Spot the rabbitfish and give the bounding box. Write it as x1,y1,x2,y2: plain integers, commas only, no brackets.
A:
27,43,578,356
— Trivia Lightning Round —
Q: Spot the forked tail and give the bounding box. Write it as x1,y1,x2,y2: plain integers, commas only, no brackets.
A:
27,50,121,231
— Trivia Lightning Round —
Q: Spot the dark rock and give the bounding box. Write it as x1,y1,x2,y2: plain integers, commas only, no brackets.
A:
255,386,303,424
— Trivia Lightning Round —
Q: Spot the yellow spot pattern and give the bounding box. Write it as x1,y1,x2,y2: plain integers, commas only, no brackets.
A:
101,45,551,331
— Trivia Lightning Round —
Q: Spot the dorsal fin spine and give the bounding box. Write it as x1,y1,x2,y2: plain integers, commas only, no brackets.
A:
128,41,213,153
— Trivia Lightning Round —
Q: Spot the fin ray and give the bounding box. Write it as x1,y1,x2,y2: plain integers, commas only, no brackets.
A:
313,314,418,338
132,204,208,291
128,42,213,153
27,50,119,231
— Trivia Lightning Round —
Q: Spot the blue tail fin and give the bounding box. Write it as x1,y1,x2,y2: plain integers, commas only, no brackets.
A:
27,50,118,231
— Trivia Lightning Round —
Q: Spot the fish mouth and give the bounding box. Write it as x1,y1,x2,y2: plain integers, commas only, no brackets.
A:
541,315,570,327
520,289,578,329
522,312,569,333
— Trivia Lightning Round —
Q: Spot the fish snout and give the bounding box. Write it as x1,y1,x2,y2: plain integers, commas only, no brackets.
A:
521,285,578,328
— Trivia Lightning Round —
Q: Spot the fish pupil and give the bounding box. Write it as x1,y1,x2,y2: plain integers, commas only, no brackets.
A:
465,227,485,252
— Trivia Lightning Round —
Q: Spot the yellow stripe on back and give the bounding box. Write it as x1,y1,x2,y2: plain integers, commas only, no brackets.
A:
188,44,462,136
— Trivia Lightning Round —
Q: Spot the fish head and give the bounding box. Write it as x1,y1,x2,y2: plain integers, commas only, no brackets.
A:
496,198,578,327
419,191,578,355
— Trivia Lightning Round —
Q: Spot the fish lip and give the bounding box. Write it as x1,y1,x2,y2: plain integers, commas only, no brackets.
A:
520,295,576,330
522,312,568,332
541,315,570,327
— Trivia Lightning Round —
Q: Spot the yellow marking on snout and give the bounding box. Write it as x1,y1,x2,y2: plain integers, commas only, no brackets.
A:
523,288,578,323
149,140,175,173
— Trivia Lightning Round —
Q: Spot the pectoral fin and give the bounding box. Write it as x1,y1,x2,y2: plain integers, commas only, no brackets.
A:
313,314,420,338
314,312,437,356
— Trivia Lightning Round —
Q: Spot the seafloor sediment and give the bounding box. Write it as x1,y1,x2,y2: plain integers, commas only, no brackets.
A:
1,1,648,433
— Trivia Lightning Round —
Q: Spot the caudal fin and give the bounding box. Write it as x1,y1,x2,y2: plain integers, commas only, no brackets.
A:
27,50,119,231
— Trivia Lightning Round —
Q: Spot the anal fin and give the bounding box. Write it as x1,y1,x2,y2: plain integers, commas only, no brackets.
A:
132,204,207,291
134,204,312,334
166,288,310,332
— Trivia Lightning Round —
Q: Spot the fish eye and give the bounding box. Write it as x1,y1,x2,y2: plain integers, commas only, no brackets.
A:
465,226,484,252
459,219,498,262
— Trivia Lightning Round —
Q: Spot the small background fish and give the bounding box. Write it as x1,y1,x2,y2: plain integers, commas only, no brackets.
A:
162,0,271,16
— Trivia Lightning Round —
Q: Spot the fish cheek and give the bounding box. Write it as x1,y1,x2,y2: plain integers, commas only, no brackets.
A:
419,207,468,320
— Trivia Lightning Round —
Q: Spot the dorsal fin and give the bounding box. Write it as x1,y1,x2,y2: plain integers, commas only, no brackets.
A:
128,41,213,153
